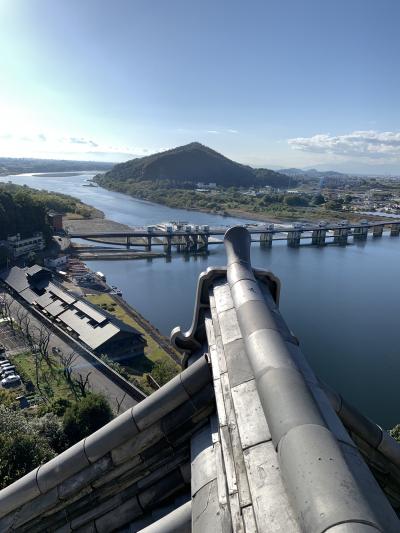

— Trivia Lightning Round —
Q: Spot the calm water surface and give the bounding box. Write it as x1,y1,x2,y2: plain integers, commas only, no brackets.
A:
2,172,400,427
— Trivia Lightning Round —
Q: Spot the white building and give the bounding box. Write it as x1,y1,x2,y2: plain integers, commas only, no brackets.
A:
7,232,45,258
44,255,68,268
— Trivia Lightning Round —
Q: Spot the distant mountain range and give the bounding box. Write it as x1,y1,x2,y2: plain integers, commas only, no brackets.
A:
0,157,114,176
97,142,294,188
278,167,347,179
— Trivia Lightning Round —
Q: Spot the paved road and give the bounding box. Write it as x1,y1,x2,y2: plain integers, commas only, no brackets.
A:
1,293,138,412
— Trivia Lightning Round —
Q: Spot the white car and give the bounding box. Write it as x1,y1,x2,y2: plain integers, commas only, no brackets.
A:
1,370,15,379
1,374,21,386
1,366,16,376
0,360,11,367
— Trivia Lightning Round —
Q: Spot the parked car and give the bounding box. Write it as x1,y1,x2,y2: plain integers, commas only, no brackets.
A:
0,360,11,367
1,370,16,379
1,366,16,377
1,374,21,386
0,344,5,353
1,363,15,370
52,346,62,355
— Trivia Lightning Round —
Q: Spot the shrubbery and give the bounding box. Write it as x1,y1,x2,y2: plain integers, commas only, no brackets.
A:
0,393,113,489
0,406,55,489
62,393,113,445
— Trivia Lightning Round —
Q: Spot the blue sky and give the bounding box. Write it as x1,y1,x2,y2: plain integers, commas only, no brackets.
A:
1,0,400,173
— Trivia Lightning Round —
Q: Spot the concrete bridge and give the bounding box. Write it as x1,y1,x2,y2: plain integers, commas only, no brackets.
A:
67,219,400,253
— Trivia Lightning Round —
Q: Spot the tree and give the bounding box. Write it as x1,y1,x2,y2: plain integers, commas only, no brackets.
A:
73,372,91,398
283,194,309,207
151,359,179,386
0,406,55,489
0,291,15,333
390,424,400,443
31,413,67,453
59,351,77,383
313,193,325,205
63,393,113,445
0,389,15,408
32,324,53,369
115,393,127,415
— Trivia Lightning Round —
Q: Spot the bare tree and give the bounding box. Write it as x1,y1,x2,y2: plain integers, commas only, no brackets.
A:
31,324,54,370
59,351,77,383
0,291,8,319
20,313,34,348
0,291,15,333
115,393,127,414
74,372,91,397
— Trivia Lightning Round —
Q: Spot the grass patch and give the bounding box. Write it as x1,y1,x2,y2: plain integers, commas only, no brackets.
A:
10,352,75,403
86,294,180,394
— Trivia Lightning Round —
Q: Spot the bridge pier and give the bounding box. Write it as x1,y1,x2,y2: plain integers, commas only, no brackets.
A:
311,228,327,246
191,234,198,252
126,236,131,249
184,234,191,252
146,235,152,251
390,223,400,236
333,226,348,245
353,220,369,241
373,226,383,238
163,235,172,254
197,233,209,252
260,224,274,247
287,229,302,247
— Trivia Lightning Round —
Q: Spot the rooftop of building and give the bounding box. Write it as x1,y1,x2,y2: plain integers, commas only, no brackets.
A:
0,265,143,352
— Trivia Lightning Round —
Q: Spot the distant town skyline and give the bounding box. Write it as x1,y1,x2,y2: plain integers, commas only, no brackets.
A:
1,0,400,174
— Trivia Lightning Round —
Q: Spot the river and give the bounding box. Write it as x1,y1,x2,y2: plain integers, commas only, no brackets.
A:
2,171,400,428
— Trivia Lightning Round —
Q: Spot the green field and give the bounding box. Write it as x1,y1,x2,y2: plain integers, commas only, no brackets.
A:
8,351,76,404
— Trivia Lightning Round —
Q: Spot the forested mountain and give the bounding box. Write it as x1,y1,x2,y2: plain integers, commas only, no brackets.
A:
0,183,98,241
95,142,293,188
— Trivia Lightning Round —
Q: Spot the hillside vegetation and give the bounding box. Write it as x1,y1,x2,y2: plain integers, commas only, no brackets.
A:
95,142,293,189
0,182,99,241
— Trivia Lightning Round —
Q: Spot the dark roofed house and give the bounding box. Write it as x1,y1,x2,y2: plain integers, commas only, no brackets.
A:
0,265,145,361
0,231,399,532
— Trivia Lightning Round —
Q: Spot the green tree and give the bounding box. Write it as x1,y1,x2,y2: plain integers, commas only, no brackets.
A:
325,198,344,210
63,393,113,445
0,389,15,408
31,413,68,453
313,193,325,205
284,194,309,207
0,406,55,489
390,424,400,443
151,359,179,386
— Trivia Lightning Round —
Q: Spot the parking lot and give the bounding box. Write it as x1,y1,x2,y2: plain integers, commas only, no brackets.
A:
0,322,26,390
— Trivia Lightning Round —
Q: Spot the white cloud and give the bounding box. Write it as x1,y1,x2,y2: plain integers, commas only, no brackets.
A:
176,127,239,136
0,129,150,162
288,130,400,160
67,136,98,147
